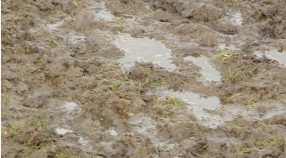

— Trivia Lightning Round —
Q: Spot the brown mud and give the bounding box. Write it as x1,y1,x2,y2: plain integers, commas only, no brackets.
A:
2,0,286,157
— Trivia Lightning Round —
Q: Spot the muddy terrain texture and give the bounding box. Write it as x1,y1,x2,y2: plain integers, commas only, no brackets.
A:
1,0,286,157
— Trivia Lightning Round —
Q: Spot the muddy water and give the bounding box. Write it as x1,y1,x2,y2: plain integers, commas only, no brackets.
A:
115,33,175,70
93,1,115,21
184,56,221,82
165,90,229,128
228,11,243,26
55,128,73,135
255,49,286,65
47,20,66,30
129,116,168,147
61,102,78,113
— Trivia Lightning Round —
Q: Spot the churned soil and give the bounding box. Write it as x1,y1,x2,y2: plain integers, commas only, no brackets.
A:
2,0,286,157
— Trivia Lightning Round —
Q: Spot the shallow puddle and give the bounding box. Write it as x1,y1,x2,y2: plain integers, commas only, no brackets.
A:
228,11,243,26
92,1,115,22
68,35,86,45
94,9,115,21
166,90,232,128
78,137,90,146
61,102,78,113
184,56,221,82
129,116,167,147
105,128,118,136
47,20,65,30
218,43,240,51
113,13,135,20
115,33,175,70
254,49,286,65
56,128,73,135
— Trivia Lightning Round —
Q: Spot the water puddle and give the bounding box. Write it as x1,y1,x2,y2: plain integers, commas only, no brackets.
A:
94,10,115,21
61,102,78,113
92,1,115,22
67,35,86,45
113,12,135,20
221,103,286,121
166,90,232,128
254,49,286,65
184,55,221,82
47,20,65,30
105,128,118,136
56,128,73,135
115,33,175,70
47,17,71,31
218,43,240,51
259,105,285,119
78,137,91,146
228,11,243,26
129,116,167,147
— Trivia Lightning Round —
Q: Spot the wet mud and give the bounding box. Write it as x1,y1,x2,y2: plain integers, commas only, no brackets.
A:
2,0,286,157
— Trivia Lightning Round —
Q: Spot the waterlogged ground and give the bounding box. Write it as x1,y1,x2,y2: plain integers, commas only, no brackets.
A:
2,0,286,157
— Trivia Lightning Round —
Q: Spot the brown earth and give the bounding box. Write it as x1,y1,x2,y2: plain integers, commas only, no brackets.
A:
2,0,286,157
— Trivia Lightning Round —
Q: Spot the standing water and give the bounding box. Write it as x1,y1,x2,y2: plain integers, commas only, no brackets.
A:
115,33,176,70
184,55,221,82
255,49,286,66
165,90,232,128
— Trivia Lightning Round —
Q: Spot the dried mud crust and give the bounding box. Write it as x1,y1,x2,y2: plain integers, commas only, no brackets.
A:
1,0,286,158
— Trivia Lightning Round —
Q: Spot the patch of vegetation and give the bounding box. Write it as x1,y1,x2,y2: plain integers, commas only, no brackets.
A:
152,78,165,85
215,49,233,62
137,78,149,88
194,71,204,78
247,67,257,77
25,115,46,127
272,133,286,151
253,140,269,147
246,97,259,105
2,94,15,106
166,94,186,106
45,37,58,47
227,124,243,129
223,96,235,104
114,24,122,32
2,123,21,139
109,80,119,92
83,66,92,76
33,142,52,150
157,146,166,153
23,44,31,55
237,145,251,153
221,67,241,82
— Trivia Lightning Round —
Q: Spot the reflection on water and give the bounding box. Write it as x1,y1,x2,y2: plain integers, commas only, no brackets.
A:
56,128,73,135
184,55,221,82
61,102,78,113
115,33,175,70
165,90,232,128
229,11,243,26
254,49,286,65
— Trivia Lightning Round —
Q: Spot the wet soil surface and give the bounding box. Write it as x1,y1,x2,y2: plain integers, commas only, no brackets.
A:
2,0,286,157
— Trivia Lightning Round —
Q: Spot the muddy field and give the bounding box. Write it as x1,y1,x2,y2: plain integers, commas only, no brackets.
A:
1,0,286,157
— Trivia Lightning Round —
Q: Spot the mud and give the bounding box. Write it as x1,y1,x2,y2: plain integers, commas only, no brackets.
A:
2,0,286,157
